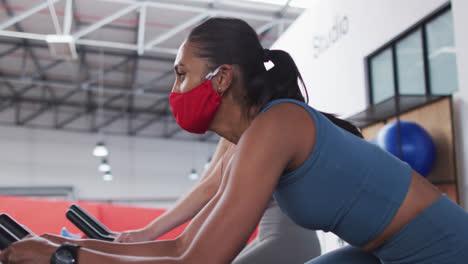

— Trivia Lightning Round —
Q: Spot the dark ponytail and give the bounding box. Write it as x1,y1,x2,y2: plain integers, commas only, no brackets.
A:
188,17,362,138
320,112,363,138
250,49,308,107
265,49,363,138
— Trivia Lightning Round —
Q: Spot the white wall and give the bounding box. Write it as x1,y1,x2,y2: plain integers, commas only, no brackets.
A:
273,0,449,116
0,125,217,208
451,0,468,207
273,0,468,206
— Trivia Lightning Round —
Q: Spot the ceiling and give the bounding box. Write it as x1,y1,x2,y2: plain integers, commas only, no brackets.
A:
0,0,304,142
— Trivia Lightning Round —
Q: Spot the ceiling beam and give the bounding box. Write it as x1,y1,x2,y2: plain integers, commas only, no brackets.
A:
0,74,167,97
0,0,294,56
55,110,85,128
73,2,141,39
0,0,61,30
137,4,146,55
0,44,21,59
99,0,296,23
144,12,209,50
136,69,173,93
0,39,175,62
164,126,182,138
30,59,65,79
1,0,44,75
63,0,73,35
82,55,133,87
16,88,80,125
47,0,62,35
0,84,36,112
93,110,126,131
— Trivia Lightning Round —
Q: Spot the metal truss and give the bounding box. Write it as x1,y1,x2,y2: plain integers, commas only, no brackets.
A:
0,41,216,141
0,42,180,140
0,0,300,142
0,81,185,139
0,0,295,57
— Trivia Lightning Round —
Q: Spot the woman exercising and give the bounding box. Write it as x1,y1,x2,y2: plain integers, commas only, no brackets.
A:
2,17,468,264
114,137,322,264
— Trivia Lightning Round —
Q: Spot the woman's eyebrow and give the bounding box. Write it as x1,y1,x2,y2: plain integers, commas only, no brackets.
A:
174,64,185,71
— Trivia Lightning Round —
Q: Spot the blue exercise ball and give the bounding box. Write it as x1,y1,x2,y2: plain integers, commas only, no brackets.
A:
376,121,436,177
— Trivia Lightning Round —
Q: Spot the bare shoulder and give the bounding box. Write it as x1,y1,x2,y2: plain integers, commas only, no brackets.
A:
238,101,317,170
249,101,317,138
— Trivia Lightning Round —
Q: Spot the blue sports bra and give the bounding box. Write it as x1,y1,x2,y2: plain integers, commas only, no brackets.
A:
259,99,412,246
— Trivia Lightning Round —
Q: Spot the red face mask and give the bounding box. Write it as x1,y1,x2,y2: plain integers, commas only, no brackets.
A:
169,66,223,134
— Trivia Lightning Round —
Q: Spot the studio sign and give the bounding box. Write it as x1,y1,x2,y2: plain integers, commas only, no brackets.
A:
313,15,349,58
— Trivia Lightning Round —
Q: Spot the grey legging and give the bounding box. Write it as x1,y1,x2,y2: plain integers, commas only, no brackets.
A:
233,204,321,264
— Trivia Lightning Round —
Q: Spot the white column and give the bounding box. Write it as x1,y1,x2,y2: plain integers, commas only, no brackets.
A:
451,0,468,208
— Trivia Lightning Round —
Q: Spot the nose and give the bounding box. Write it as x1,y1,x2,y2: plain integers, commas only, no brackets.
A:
170,81,179,93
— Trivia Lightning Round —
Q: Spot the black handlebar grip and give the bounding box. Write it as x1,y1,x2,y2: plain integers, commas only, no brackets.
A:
0,214,33,240
65,210,114,242
69,204,117,236
0,224,19,250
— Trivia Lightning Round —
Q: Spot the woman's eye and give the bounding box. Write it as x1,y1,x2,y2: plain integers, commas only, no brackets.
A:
176,71,185,77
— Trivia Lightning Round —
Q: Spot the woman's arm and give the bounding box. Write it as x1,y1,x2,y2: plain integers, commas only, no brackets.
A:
40,155,234,258
20,142,238,263
73,184,230,262
40,137,237,258
41,234,182,258
140,138,234,239
34,187,230,262
0,236,182,264
115,138,234,242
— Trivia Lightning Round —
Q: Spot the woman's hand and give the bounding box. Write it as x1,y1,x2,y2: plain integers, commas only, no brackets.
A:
114,229,152,243
0,236,58,264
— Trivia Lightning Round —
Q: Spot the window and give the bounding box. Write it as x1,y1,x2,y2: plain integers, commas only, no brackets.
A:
370,48,395,104
367,4,458,105
396,29,426,95
426,10,458,95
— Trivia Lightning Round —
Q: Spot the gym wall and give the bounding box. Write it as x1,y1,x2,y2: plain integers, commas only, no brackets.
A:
451,0,468,209
361,97,459,203
0,125,217,207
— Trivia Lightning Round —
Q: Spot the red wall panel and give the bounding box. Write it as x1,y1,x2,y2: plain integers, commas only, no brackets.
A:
0,196,257,244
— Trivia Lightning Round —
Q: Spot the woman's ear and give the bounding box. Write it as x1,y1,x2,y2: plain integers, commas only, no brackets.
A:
213,64,233,94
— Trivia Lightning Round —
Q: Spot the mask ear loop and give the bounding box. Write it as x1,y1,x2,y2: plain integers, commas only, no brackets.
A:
205,65,223,80
205,65,224,95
